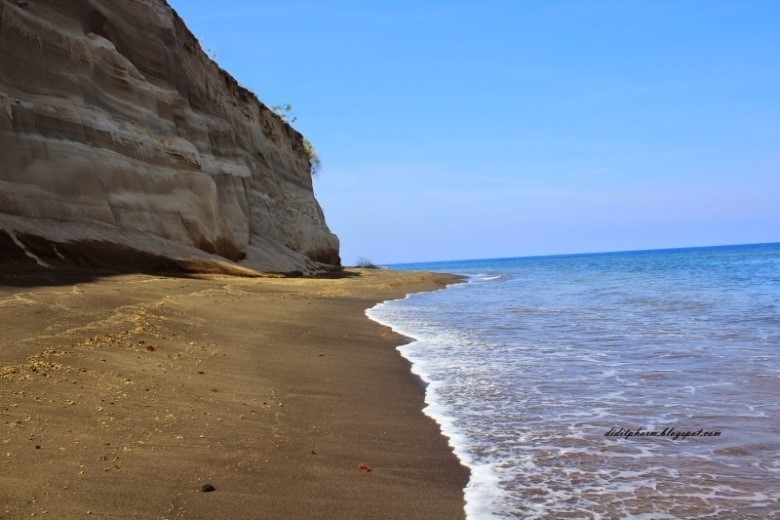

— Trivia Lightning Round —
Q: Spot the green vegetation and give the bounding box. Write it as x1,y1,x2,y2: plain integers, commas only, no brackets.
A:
270,104,320,177
303,138,321,177
270,104,297,124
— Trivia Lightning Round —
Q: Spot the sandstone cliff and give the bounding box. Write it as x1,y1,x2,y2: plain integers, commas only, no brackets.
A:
0,0,340,275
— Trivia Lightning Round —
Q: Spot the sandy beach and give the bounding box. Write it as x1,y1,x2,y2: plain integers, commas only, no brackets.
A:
0,268,468,519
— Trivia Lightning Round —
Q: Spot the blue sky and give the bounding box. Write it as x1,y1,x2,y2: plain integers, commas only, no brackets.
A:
168,0,779,264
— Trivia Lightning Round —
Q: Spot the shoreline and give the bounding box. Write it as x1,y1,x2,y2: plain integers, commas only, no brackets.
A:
0,268,469,519
367,274,507,520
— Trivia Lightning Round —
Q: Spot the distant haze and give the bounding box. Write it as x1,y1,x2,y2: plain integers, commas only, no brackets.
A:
169,0,780,264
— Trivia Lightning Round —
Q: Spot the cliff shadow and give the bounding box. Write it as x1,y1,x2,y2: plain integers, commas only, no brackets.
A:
0,232,216,288
0,266,206,288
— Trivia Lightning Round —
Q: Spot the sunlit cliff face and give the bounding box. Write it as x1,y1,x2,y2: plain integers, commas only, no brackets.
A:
0,0,340,274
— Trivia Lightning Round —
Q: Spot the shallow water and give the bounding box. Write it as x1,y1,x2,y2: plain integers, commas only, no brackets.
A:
368,243,780,519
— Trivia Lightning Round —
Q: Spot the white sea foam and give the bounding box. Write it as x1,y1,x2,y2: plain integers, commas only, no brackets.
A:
370,245,780,518
369,337,500,513
367,274,518,519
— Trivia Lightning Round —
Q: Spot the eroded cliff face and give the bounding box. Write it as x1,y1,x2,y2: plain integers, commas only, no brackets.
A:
0,0,340,274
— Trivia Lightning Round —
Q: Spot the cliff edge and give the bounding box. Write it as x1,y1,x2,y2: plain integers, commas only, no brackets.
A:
0,0,340,275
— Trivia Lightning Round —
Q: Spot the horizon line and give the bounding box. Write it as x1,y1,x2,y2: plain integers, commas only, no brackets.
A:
385,240,780,267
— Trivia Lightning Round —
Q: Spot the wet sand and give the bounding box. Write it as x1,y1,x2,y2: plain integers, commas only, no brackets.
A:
0,268,468,519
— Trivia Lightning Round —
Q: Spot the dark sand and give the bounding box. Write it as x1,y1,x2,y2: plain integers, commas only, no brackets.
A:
0,268,468,519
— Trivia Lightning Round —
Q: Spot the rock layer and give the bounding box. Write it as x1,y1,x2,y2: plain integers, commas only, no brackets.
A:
0,0,340,274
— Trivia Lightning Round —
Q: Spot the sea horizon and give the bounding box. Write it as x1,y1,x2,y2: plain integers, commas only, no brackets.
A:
386,240,780,269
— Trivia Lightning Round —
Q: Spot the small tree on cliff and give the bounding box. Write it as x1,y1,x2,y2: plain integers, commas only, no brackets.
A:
270,104,297,124
270,104,320,178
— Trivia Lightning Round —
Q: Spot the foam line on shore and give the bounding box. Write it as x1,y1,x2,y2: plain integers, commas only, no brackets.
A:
366,274,507,520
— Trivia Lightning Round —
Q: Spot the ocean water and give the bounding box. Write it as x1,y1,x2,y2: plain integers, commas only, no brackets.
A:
366,243,780,519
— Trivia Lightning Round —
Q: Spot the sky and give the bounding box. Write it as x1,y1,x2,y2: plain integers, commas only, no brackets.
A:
168,0,779,264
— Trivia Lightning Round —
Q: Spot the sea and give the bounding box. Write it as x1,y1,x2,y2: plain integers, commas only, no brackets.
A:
366,243,780,519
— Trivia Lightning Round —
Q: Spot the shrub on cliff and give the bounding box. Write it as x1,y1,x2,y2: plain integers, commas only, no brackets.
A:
271,104,297,124
303,139,321,177
271,104,320,177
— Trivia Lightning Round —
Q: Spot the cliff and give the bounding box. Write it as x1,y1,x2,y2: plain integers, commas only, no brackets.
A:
0,0,340,275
